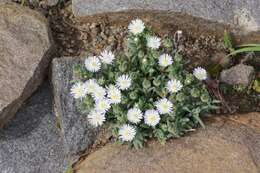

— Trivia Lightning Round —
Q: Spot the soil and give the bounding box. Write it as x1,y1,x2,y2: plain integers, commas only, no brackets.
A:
12,1,260,113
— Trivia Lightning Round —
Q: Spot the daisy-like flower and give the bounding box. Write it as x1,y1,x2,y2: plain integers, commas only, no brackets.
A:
70,82,87,99
88,110,106,127
119,124,136,142
147,36,161,49
128,19,145,35
99,50,115,64
166,79,183,93
144,109,160,127
127,107,143,124
177,30,183,35
91,86,106,101
158,54,173,67
116,74,132,90
193,67,207,81
155,98,173,114
95,98,111,113
84,79,99,94
85,56,101,72
107,85,121,104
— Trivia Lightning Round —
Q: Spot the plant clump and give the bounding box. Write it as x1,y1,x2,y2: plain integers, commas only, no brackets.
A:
71,19,218,148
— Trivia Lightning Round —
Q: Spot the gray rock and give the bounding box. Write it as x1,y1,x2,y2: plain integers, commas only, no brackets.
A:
72,0,260,32
0,3,55,128
52,57,99,162
45,0,59,6
0,82,68,173
0,0,10,3
220,64,255,86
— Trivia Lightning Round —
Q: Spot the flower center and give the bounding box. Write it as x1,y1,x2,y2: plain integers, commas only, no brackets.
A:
162,104,168,110
149,115,156,122
75,89,83,96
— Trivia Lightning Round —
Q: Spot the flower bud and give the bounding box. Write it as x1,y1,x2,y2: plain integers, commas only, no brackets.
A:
130,91,138,100
142,79,151,90
153,78,161,87
163,38,173,48
200,94,210,103
191,88,200,98
151,51,159,59
149,68,155,75
184,74,194,85
97,77,105,85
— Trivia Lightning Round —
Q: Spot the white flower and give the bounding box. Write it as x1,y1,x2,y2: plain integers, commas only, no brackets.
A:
144,109,160,127
127,107,143,124
147,36,161,49
95,99,111,113
155,98,173,114
128,19,145,35
166,79,183,93
70,82,87,99
85,56,101,72
91,86,106,101
107,85,121,104
88,110,106,127
177,30,183,35
158,54,173,67
193,67,207,81
84,79,99,94
119,124,136,142
99,50,115,64
116,74,132,90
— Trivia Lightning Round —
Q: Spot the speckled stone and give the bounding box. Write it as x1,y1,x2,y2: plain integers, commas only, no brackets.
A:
72,0,260,32
0,82,68,173
52,57,100,162
220,64,255,86
0,3,55,128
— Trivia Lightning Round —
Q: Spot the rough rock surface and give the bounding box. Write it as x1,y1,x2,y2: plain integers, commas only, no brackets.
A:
52,57,99,162
72,0,260,32
0,82,68,173
220,64,255,86
45,0,59,6
0,3,54,128
0,0,10,3
75,112,260,173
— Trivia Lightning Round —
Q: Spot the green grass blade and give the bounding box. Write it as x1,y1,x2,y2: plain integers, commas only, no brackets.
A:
236,44,260,48
223,31,234,52
227,46,260,57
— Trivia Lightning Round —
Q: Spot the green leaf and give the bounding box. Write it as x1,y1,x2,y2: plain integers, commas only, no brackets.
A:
227,46,260,57
192,114,205,129
237,44,260,47
252,79,260,93
223,31,234,52
64,164,73,173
